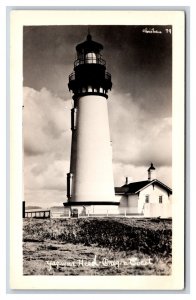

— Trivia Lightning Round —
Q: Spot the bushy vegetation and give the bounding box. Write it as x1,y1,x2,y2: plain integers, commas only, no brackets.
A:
23,217,172,256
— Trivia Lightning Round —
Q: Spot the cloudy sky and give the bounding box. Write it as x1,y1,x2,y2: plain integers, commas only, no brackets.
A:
23,25,172,208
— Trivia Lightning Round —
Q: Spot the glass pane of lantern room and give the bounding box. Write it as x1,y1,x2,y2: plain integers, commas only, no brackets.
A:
85,52,96,64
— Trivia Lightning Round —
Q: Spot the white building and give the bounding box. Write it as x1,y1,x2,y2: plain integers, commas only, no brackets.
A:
115,163,172,217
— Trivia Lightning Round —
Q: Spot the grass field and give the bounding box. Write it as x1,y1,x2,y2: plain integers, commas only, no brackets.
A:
23,217,172,276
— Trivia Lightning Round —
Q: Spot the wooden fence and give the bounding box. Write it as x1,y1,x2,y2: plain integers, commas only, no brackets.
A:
25,210,51,219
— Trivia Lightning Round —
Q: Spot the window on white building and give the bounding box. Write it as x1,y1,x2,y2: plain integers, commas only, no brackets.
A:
145,195,149,203
159,196,163,203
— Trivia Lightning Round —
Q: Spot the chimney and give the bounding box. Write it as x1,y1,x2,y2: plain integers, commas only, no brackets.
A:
148,163,156,181
125,176,132,185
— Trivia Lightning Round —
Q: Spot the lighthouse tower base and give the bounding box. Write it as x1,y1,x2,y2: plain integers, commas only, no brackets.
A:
63,201,120,216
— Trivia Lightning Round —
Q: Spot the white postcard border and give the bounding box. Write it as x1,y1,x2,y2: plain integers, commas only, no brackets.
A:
10,10,185,290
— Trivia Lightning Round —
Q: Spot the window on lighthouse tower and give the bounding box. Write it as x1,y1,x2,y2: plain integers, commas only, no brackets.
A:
85,52,96,64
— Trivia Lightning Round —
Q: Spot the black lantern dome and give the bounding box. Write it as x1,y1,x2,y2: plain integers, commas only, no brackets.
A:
68,34,112,100
76,34,103,53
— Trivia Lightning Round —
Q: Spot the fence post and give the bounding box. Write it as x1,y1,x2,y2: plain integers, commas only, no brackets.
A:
22,201,25,218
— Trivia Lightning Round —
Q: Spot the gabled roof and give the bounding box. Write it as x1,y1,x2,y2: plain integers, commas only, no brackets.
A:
115,179,172,195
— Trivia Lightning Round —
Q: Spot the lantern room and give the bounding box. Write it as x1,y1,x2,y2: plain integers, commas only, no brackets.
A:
68,34,112,99
75,34,104,66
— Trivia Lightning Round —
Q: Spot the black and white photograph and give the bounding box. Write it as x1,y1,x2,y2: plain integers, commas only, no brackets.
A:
9,10,185,290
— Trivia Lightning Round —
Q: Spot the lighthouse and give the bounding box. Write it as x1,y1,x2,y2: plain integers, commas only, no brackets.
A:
63,34,119,215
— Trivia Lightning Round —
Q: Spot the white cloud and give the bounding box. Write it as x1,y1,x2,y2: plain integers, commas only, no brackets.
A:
24,156,70,190
23,86,72,157
108,90,172,170
23,87,72,206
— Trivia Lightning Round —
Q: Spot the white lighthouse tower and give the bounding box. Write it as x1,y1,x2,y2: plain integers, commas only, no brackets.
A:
64,34,119,215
